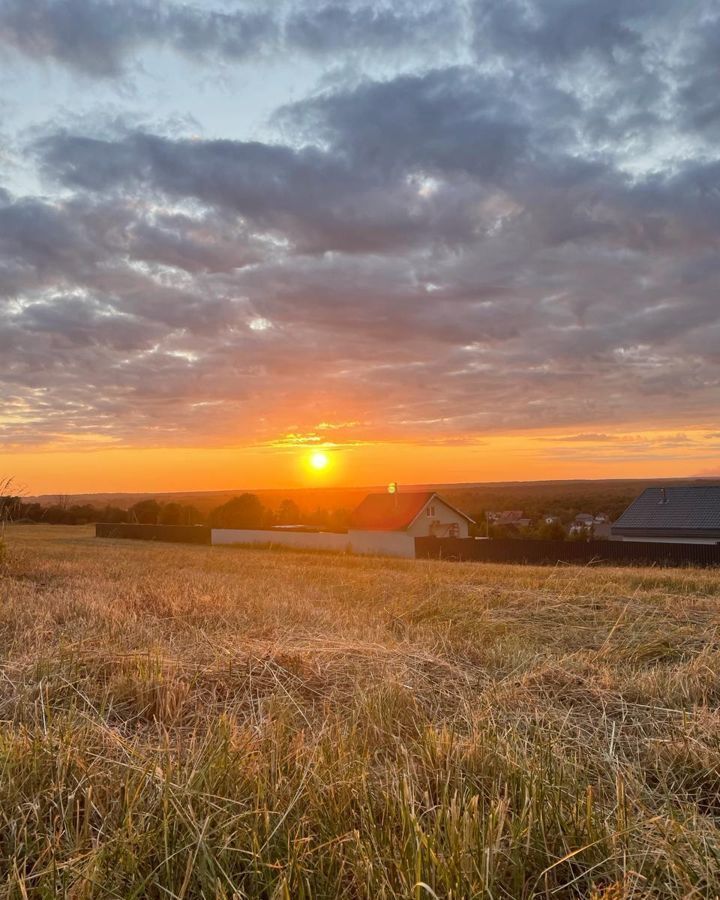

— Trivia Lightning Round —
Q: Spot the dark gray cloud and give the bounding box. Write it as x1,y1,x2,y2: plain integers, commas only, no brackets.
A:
2,1,720,451
472,0,657,63
0,190,262,301
277,67,538,179
0,0,169,77
285,1,459,56
0,0,460,77
679,8,720,138
36,127,490,253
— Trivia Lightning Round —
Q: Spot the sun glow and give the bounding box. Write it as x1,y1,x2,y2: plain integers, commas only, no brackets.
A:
309,450,329,471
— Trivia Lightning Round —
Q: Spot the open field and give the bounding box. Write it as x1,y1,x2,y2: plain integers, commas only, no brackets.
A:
2,527,720,897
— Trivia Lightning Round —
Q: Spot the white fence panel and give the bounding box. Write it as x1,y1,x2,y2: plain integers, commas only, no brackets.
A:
348,530,416,558
211,529,351,552
212,529,417,558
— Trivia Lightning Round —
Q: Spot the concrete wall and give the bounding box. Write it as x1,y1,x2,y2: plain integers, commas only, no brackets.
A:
212,528,417,558
348,530,416,558
212,529,351,552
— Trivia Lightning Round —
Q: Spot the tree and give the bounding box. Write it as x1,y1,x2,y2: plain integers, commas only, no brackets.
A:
181,505,203,525
209,494,266,529
43,505,66,525
41,503,98,525
327,507,351,532
129,499,162,524
66,504,97,524
306,507,330,528
277,499,301,525
100,505,128,524
159,502,185,526
157,503,202,526
21,503,44,521
531,520,567,541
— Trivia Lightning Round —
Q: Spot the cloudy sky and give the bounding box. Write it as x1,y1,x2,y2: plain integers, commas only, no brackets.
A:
1,0,719,492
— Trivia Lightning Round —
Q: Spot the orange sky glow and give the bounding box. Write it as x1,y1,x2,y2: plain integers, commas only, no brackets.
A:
8,426,720,496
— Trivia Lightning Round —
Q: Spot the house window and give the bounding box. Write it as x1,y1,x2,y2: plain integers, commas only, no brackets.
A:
426,505,435,517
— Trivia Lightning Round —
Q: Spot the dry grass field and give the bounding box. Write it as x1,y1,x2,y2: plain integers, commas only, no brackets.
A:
1,526,720,898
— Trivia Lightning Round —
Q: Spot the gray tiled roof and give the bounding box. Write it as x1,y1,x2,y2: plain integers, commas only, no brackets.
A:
612,486,720,535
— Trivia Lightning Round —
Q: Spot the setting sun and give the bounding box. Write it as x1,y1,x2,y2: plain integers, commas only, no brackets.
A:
309,451,329,471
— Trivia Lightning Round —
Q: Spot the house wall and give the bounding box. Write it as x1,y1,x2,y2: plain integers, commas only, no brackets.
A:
406,499,470,538
348,530,417,558
212,529,351,552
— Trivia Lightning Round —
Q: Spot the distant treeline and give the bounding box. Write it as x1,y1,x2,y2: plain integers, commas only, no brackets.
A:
1,493,352,531
3,482,674,537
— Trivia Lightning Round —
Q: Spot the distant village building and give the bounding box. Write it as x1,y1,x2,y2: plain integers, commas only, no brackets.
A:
569,512,611,538
488,510,532,529
574,513,595,527
611,486,720,544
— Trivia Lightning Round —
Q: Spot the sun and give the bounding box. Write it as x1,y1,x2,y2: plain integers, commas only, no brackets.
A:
309,450,329,471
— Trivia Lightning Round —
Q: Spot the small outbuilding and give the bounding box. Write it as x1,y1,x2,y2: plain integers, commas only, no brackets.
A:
611,486,720,544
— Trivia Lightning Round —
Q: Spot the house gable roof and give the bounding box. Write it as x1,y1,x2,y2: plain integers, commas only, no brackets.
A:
612,486,720,537
349,491,474,532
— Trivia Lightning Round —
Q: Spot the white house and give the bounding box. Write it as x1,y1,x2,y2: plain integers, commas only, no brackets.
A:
349,491,473,538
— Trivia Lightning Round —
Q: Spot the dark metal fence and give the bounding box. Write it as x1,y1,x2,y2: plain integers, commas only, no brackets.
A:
415,537,720,568
96,523,211,544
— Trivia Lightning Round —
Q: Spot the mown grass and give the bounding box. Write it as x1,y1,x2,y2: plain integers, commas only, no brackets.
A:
1,525,720,898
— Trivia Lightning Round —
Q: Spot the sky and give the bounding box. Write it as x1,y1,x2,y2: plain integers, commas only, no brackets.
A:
1,0,720,494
